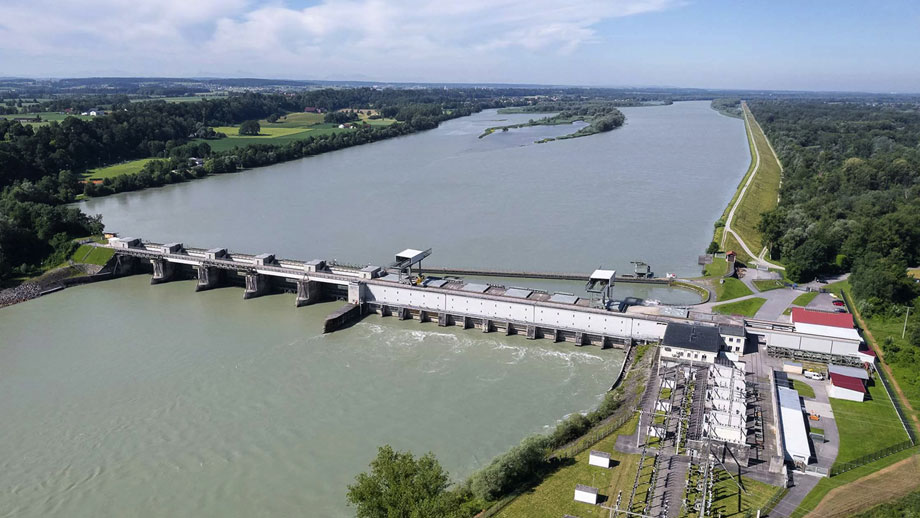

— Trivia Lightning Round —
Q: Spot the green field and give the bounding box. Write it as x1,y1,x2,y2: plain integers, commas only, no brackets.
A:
85,158,162,180
703,257,729,277
713,297,767,317
831,379,909,467
495,417,640,518
791,291,819,306
727,103,783,255
753,278,784,292
196,111,396,152
69,245,114,266
0,111,94,127
716,277,753,301
793,379,816,399
707,470,783,517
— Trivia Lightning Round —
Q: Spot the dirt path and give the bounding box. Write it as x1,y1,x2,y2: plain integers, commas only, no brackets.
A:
806,454,920,518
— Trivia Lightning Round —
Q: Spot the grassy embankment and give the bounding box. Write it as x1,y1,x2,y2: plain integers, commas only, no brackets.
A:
200,110,396,152
713,103,783,265
69,244,115,266
712,298,767,317
495,416,640,518
716,277,753,301
753,279,784,292
791,291,819,307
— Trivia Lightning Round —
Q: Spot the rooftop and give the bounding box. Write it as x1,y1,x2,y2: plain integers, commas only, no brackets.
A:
662,322,722,354
719,324,746,337
791,307,854,329
828,364,869,380
830,372,866,393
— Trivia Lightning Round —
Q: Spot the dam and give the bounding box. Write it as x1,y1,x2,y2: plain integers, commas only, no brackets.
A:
103,238,683,348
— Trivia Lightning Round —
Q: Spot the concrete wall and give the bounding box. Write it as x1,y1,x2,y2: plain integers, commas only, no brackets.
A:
659,345,716,363
363,282,669,343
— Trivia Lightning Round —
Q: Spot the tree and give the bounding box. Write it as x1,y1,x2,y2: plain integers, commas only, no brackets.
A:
238,120,261,136
706,241,720,254
346,445,465,518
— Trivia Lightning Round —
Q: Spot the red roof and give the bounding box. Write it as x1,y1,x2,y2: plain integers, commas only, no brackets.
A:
791,307,854,329
830,372,866,393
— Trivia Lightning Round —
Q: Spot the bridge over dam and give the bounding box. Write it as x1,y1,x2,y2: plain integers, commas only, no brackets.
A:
98,238,867,364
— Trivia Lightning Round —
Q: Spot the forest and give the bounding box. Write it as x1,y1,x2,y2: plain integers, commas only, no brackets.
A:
749,99,920,353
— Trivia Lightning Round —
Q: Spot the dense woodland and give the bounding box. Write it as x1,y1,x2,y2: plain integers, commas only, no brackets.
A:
749,99,920,350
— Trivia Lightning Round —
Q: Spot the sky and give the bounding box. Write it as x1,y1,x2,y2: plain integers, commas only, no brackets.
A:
0,0,918,92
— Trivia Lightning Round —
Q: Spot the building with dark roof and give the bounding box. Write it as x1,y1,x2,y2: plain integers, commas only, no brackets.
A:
660,322,721,363
719,324,747,353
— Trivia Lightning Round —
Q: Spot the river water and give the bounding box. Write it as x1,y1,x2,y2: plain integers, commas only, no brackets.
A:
81,101,749,277
1,101,749,516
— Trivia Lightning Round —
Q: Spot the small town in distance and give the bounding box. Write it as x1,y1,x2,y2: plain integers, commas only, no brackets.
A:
2,3,920,518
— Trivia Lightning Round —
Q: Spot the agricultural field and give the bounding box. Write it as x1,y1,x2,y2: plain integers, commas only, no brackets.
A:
495,417,640,518
84,158,163,180
0,111,94,127
197,110,395,152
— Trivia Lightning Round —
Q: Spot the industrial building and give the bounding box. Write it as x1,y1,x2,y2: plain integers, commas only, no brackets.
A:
659,323,723,364
776,386,811,466
827,364,870,402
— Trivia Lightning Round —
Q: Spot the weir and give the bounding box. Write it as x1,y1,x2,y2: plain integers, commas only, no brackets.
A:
99,238,862,359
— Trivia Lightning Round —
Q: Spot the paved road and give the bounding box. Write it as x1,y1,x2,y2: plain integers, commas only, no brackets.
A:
721,103,785,271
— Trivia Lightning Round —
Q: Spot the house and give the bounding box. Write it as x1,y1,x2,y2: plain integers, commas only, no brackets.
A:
827,364,869,402
303,106,324,113
89,109,105,116
719,324,746,353
660,322,721,364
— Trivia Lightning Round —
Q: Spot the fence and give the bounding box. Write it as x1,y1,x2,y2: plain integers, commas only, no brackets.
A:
550,410,637,460
829,440,916,476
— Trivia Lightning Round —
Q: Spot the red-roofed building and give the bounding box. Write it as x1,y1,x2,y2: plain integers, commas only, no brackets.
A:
828,372,866,402
791,307,854,329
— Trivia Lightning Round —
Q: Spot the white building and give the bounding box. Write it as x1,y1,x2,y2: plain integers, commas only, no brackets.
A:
589,450,611,468
660,323,722,364
776,386,811,465
827,365,869,402
574,484,598,504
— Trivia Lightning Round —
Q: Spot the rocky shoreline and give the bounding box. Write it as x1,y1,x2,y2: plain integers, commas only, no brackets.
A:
0,264,105,309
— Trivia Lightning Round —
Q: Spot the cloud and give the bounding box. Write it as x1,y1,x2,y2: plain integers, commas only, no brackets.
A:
0,0,679,80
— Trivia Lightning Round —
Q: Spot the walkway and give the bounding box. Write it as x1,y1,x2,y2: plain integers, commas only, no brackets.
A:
721,102,785,271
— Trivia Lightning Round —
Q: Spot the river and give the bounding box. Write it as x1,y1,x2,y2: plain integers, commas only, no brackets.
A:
1,101,749,516
81,101,749,278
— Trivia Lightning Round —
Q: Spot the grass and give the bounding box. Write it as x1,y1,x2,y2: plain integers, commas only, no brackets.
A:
831,379,910,467
793,379,816,399
723,233,754,265
712,297,767,317
495,416,640,518
753,278,784,292
70,244,115,265
716,277,753,301
908,268,920,280
703,257,729,277
792,449,920,518
84,158,162,180
726,102,783,255
810,427,825,436
707,471,782,518
791,291,819,306
0,111,94,125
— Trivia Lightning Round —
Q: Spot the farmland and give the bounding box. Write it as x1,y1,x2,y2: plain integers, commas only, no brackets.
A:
84,158,163,180
197,110,396,152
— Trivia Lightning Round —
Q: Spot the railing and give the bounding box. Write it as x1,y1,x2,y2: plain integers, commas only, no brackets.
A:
829,440,916,476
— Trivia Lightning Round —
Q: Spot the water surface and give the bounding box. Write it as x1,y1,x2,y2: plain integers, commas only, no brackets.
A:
82,101,749,277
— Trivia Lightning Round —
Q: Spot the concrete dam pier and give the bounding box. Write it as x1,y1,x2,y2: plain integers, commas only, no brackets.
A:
103,238,686,348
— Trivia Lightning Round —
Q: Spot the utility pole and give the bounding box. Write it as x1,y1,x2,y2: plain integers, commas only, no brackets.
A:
903,306,911,339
